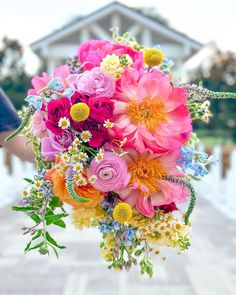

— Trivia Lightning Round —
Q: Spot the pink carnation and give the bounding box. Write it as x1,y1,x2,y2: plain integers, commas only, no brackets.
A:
31,110,47,138
114,149,188,218
111,69,192,154
87,152,130,192
68,68,115,98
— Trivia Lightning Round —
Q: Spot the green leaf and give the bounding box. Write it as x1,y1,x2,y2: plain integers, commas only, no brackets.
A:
23,178,34,184
49,196,63,207
24,231,42,252
45,213,68,226
49,244,59,258
28,241,44,251
53,219,66,228
45,232,66,249
12,206,36,212
29,213,41,223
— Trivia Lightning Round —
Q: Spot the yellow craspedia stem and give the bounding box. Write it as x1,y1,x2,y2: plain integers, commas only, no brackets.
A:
113,202,132,223
70,103,90,122
144,48,164,67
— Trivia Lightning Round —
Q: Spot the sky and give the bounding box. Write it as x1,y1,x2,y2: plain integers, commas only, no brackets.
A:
0,0,235,73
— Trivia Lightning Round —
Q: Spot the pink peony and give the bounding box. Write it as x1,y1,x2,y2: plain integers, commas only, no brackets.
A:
114,149,188,218
88,97,114,123
111,69,192,154
31,110,47,138
78,40,113,70
87,151,130,192
77,39,143,71
41,137,58,161
68,68,115,98
45,97,71,135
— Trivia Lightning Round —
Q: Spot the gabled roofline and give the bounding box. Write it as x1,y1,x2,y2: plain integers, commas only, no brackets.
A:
31,1,202,51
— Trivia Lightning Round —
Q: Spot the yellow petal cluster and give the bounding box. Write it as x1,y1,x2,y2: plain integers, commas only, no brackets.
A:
70,103,90,122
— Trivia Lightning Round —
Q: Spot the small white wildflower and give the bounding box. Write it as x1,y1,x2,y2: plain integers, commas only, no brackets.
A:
73,162,83,173
78,152,88,162
201,100,210,110
34,180,42,190
58,117,70,129
38,191,45,197
80,130,92,142
68,146,78,154
76,177,88,186
95,148,104,162
103,119,114,128
22,189,30,198
89,175,97,184
71,154,80,162
61,154,70,164
73,138,82,146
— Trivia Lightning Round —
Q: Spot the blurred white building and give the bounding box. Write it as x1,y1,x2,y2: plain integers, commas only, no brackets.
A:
30,1,202,78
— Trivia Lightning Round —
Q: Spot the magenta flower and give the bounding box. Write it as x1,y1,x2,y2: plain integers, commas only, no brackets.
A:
68,68,115,98
88,97,114,123
45,98,71,135
87,152,131,192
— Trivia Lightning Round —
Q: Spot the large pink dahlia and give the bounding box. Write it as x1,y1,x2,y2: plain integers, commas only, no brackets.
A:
114,149,188,218
112,69,192,154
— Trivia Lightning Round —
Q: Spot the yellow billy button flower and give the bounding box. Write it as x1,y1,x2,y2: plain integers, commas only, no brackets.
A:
144,48,164,67
70,103,90,122
113,202,133,224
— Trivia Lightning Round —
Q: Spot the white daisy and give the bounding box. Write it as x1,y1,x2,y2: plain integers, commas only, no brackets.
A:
80,130,92,142
58,117,70,129
103,119,114,128
73,162,83,173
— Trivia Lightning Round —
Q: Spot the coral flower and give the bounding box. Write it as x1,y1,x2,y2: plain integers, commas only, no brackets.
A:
114,149,188,218
112,69,192,154
48,169,104,209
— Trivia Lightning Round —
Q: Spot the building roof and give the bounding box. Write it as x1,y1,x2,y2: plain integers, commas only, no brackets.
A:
31,1,202,52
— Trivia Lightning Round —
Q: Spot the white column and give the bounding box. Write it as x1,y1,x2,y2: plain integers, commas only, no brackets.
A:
110,13,121,29
80,28,90,43
141,28,152,47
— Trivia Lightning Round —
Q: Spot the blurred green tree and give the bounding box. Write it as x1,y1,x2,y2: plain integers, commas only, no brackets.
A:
0,37,31,109
192,50,236,143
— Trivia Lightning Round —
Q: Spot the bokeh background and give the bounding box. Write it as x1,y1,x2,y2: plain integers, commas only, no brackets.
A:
0,1,236,294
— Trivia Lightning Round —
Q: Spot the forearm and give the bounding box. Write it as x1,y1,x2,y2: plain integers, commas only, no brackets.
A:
0,131,35,163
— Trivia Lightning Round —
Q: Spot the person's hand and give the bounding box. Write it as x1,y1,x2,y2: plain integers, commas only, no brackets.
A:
0,131,35,163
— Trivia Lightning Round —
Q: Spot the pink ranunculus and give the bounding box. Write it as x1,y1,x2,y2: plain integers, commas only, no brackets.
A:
88,97,114,123
31,110,47,138
45,98,71,135
114,149,188,218
87,151,131,192
69,68,115,98
77,40,113,70
111,68,192,154
77,40,143,71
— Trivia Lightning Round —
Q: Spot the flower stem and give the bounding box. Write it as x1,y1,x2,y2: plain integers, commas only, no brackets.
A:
164,176,196,224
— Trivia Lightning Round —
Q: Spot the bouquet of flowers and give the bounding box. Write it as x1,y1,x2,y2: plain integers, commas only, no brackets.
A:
6,29,236,277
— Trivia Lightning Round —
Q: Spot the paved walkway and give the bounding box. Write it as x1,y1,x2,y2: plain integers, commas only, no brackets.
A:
0,198,236,295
